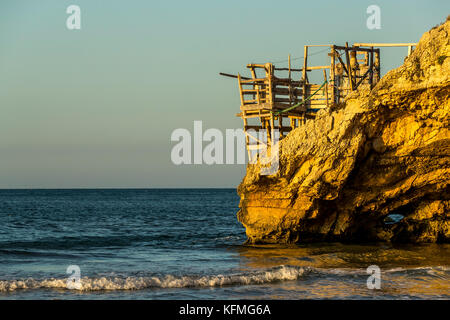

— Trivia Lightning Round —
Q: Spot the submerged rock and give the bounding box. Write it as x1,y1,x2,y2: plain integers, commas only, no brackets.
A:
237,19,450,244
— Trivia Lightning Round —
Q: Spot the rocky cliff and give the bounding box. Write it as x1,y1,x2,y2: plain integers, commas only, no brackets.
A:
237,19,450,243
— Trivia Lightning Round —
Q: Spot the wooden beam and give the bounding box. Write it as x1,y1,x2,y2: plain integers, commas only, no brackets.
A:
334,45,375,52
369,48,374,88
330,45,335,104
353,42,417,47
302,46,308,84
238,74,245,106
305,65,330,70
219,72,251,80
274,67,302,72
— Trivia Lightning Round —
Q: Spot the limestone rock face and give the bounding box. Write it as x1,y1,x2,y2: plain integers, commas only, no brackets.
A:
237,20,450,244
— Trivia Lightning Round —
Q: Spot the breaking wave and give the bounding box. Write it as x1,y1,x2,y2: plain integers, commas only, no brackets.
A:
0,265,310,292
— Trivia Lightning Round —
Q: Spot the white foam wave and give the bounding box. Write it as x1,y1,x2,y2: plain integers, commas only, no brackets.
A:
313,265,450,276
0,265,308,292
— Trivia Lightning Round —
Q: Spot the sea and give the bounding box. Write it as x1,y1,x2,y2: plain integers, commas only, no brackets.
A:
0,189,448,300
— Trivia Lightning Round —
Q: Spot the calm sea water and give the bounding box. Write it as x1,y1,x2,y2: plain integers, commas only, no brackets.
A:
0,189,448,300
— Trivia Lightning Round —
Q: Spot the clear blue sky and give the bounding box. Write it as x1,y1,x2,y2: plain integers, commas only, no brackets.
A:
0,0,448,188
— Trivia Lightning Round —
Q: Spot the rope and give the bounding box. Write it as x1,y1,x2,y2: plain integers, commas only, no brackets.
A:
271,80,328,115
269,47,330,64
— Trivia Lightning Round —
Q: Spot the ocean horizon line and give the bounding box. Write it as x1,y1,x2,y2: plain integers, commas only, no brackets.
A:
0,187,237,190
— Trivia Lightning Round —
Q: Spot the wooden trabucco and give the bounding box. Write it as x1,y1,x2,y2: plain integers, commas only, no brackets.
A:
220,42,416,157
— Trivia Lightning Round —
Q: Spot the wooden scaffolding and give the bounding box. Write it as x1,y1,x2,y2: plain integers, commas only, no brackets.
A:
221,42,417,157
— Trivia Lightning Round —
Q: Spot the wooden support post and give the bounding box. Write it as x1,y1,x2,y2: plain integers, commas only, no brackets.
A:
374,49,380,83
302,46,308,84
323,69,329,108
250,67,260,104
242,112,251,160
267,63,274,108
288,54,292,106
302,46,308,110
288,54,291,80
369,47,374,89
269,114,275,154
345,42,354,91
238,73,245,106
278,114,283,139
330,45,335,104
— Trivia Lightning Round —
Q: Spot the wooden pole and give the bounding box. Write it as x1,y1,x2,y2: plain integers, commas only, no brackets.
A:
288,54,292,106
238,73,245,106
353,42,417,47
302,46,308,110
369,47,374,89
330,45,335,104
288,54,291,79
345,42,354,91
323,69,329,108
302,46,308,84
267,63,274,108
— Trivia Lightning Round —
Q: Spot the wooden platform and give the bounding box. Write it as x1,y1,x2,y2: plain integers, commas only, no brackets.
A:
221,42,417,157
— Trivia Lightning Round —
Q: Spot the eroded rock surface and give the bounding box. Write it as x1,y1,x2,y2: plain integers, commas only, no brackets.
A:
237,20,450,243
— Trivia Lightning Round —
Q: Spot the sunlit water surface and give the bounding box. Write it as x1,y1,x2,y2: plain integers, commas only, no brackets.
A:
0,189,448,299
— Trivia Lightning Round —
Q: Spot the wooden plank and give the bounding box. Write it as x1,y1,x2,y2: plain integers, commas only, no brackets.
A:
334,45,377,52
272,88,302,95
240,104,272,111
353,42,417,47
219,72,251,80
247,63,267,68
306,65,330,70
244,125,264,131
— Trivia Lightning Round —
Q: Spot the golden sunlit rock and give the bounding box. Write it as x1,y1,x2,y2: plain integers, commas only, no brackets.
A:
237,19,450,244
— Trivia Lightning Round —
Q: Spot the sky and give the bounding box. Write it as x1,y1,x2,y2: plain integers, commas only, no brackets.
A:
0,0,449,188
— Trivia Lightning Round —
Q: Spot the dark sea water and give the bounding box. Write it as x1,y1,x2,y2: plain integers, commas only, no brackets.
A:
0,189,448,300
